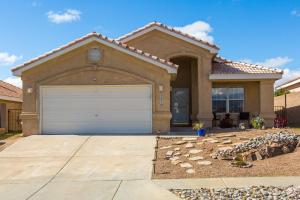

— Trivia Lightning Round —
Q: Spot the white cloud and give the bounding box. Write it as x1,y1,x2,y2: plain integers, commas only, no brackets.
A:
240,56,292,68
175,21,214,44
0,52,22,66
239,56,298,87
291,10,300,17
3,77,22,88
47,9,81,24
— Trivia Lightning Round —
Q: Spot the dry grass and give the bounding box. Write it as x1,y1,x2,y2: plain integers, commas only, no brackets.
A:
153,128,300,179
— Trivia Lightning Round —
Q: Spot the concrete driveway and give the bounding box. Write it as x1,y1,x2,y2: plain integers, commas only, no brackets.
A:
0,135,178,200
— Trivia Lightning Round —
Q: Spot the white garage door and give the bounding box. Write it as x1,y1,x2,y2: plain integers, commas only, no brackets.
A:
40,85,152,134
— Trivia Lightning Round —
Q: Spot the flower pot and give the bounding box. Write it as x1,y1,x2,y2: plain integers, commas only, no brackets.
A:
197,129,206,136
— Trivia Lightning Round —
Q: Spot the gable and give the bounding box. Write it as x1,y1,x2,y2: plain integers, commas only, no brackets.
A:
118,22,219,54
12,33,178,76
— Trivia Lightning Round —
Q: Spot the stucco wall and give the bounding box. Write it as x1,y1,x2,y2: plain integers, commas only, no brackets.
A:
126,30,215,126
21,41,172,135
274,92,300,126
0,101,22,132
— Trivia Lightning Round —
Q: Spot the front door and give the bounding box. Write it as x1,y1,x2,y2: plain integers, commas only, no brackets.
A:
171,88,189,125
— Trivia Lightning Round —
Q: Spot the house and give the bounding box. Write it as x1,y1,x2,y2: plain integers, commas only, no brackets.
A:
275,77,300,126
11,22,282,136
0,81,22,133
276,77,300,93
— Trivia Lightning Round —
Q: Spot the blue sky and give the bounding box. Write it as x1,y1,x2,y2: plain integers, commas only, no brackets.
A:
1,0,300,87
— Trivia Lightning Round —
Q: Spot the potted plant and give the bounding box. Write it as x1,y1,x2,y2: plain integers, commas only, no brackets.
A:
251,116,264,129
192,122,205,136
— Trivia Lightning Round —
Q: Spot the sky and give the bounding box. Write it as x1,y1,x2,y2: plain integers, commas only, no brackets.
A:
0,0,300,88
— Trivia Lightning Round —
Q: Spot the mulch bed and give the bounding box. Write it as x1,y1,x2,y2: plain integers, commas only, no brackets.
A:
153,129,300,179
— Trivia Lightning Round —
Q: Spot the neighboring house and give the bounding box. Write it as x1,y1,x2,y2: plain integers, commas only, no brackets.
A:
0,81,22,133
275,77,300,126
276,77,300,93
11,22,282,136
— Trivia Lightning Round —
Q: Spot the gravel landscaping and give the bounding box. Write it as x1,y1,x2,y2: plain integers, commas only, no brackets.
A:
153,129,300,179
170,186,300,200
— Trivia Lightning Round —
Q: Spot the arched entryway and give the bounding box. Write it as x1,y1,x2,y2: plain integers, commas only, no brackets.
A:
170,56,198,127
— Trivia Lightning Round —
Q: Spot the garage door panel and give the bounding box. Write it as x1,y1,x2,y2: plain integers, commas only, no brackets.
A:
41,85,152,134
42,98,150,111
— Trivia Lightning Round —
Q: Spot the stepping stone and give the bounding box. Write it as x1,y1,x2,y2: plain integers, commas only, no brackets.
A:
171,160,182,165
239,137,250,141
174,147,180,151
218,146,233,151
180,162,193,168
222,140,232,144
197,161,212,166
185,143,194,148
182,137,197,141
170,156,180,161
183,154,190,157
174,152,181,156
188,156,204,161
197,142,204,145
209,140,219,143
165,151,173,157
202,138,213,142
222,134,236,137
160,145,172,150
174,141,187,145
186,168,195,174
189,149,203,154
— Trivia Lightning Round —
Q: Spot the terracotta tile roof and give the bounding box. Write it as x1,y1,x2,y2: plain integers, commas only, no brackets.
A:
117,21,219,50
212,56,283,74
0,81,22,102
12,32,178,73
276,77,300,89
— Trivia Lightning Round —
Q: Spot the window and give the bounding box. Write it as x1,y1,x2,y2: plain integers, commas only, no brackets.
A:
212,87,244,113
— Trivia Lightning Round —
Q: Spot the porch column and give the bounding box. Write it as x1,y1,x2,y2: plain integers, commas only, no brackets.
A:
259,80,276,127
197,55,213,127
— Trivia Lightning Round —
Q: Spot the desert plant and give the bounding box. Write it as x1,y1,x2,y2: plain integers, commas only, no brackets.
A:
192,122,204,131
251,116,264,129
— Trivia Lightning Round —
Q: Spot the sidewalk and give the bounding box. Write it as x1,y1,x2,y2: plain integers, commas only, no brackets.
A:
153,176,300,189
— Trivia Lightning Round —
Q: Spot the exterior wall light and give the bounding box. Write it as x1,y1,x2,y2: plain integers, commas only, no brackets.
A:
27,88,33,94
158,85,164,92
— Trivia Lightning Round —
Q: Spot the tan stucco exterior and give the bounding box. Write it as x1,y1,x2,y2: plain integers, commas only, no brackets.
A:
21,41,172,136
0,100,22,132
16,28,279,136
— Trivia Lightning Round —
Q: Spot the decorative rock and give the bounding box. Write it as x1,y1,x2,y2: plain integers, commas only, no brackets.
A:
222,134,236,137
170,156,180,161
165,151,173,158
197,160,212,166
183,154,190,157
197,142,204,145
185,143,194,148
180,162,193,168
174,147,180,151
255,151,263,160
160,145,172,150
189,149,203,154
186,168,195,174
174,141,187,145
0,141,5,145
174,152,181,156
188,156,204,161
222,140,232,144
182,137,197,141
202,138,213,142
218,146,233,151
171,160,182,165
209,140,219,143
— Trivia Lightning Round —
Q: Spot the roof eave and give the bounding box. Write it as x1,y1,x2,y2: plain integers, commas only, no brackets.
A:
12,35,177,76
118,25,219,54
209,73,282,80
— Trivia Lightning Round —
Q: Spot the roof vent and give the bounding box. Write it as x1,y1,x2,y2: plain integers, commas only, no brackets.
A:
88,47,101,63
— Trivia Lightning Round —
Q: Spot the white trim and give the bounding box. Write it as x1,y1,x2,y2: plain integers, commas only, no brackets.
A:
39,85,153,134
0,95,22,102
276,78,300,90
209,73,282,80
118,26,219,54
12,36,177,76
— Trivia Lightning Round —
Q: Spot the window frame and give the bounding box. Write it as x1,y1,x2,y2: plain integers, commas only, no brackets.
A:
212,87,244,114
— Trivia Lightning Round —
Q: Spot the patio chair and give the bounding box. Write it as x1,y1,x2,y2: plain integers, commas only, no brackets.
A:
239,112,250,128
